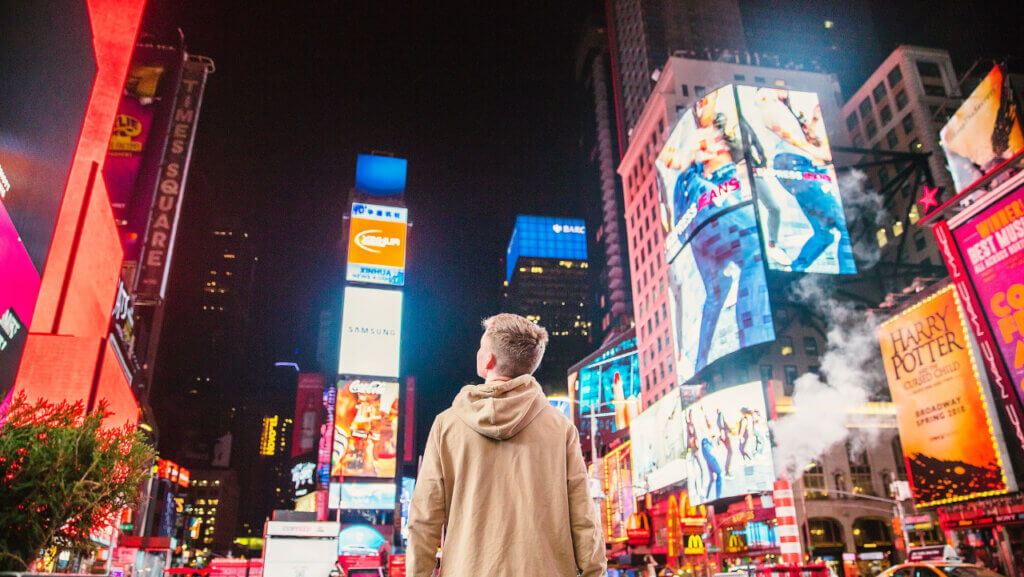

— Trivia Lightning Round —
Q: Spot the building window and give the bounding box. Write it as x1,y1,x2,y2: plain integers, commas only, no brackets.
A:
695,86,706,97
909,138,922,151
734,74,746,81
848,442,876,495
916,60,942,79
879,105,892,124
901,113,915,136
780,336,794,356
759,364,773,385
908,204,921,225
865,118,877,139
755,76,766,84
876,228,888,247
892,220,904,238
808,518,844,548
804,337,819,356
872,82,887,105
846,112,859,132
858,98,872,118
784,365,799,395
894,90,908,111
803,463,828,499
915,231,928,251
853,134,864,148
923,84,947,97
885,129,898,149
887,65,903,87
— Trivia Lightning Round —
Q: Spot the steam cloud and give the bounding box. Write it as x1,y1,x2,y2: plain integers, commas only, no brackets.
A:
837,169,887,269
771,275,885,480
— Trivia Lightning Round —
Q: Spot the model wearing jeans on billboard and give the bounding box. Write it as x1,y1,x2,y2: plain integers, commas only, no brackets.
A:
750,88,845,271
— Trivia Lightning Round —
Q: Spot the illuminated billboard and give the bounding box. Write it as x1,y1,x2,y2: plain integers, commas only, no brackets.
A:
735,86,856,274
575,336,640,434
630,387,686,496
655,86,751,260
399,477,415,542
683,381,773,505
0,201,39,395
506,215,587,282
949,186,1024,436
878,285,1015,506
338,286,403,378
603,441,635,543
331,379,399,478
332,482,397,510
293,373,324,458
666,205,775,382
941,65,1024,193
346,202,408,286
290,461,316,498
355,154,407,197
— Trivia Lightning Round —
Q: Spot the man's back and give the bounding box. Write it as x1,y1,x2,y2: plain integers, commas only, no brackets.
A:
406,375,605,577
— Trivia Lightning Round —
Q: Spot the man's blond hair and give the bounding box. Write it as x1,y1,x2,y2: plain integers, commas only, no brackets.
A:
481,313,549,377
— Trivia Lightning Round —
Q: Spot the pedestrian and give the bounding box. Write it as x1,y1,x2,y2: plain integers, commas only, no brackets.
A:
406,313,607,577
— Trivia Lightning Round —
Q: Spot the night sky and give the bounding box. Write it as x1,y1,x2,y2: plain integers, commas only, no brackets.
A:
138,0,1023,458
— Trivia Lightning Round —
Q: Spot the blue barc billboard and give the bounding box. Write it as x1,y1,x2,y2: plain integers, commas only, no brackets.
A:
506,215,587,282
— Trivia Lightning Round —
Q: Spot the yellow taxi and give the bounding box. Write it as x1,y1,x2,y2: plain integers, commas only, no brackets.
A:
877,546,1006,577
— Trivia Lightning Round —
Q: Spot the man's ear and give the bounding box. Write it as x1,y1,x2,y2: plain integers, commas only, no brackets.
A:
486,353,497,370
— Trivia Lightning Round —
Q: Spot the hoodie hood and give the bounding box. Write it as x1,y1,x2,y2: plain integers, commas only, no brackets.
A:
451,375,548,440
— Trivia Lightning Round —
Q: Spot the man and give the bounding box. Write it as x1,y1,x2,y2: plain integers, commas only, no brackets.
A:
407,313,606,577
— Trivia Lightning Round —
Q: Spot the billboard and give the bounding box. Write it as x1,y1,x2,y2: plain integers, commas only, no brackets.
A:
576,337,641,434
655,86,751,260
333,482,397,510
878,285,1015,507
666,205,775,382
290,461,316,498
736,86,856,274
0,201,39,395
603,441,635,543
399,477,415,542
355,154,407,197
293,373,325,458
950,186,1024,429
338,286,403,378
683,381,774,505
630,387,686,496
331,379,399,478
346,202,408,286
506,215,587,282
941,65,1024,193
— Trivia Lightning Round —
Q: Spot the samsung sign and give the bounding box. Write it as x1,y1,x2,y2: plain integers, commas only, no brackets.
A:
338,286,403,378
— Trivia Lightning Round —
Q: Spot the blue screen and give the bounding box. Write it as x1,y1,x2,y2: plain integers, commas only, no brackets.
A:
506,215,588,282
577,337,640,436
355,154,407,196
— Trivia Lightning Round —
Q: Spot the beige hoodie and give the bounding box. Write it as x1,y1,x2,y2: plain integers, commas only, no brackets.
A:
406,375,606,577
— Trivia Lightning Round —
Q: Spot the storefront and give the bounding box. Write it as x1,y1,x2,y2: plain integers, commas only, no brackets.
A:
714,498,780,570
939,495,1024,577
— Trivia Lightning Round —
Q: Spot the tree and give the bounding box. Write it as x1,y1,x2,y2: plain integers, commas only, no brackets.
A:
0,392,156,572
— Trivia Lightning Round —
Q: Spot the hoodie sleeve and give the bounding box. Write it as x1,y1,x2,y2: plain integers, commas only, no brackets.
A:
566,425,607,577
407,418,447,577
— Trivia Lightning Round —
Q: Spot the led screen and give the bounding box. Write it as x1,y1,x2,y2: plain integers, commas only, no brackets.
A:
630,387,686,496
337,525,387,556
878,286,1015,506
577,337,640,436
0,201,39,394
331,379,399,478
666,205,774,382
547,397,573,421
951,186,1024,416
655,86,751,260
603,441,635,543
334,482,397,510
338,286,402,378
941,65,1024,193
684,381,773,505
399,477,415,542
506,215,587,282
346,202,408,286
735,86,856,274
355,154,407,197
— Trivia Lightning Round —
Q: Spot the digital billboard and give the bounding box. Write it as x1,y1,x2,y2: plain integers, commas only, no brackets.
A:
603,441,635,543
355,154,407,197
655,86,752,260
878,285,1015,507
950,186,1024,430
666,204,775,382
941,65,1024,193
331,379,399,478
290,461,316,498
735,86,856,274
506,215,587,282
0,201,40,395
683,381,773,505
630,387,686,496
293,373,325,458
333,482,397,510
338,286,403,378
346,202,408,286
399,477,415,542
576,337,641,435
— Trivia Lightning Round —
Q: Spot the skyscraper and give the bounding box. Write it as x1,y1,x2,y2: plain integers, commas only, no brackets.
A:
502,215,592,390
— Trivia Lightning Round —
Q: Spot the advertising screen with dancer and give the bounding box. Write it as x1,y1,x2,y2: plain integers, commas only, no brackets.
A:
331,379,400,478
684,381,773,505
736,86,856,275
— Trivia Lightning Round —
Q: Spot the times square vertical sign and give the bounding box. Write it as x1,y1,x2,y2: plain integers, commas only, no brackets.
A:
136,58,211,300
